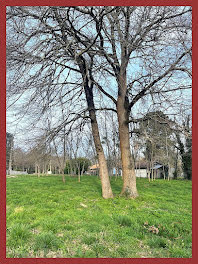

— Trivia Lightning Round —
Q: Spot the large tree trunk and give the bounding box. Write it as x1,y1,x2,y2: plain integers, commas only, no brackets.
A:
90,108,113,198
77,57,113,198
84,85,113,199
117,68,138,198
117,96,138,198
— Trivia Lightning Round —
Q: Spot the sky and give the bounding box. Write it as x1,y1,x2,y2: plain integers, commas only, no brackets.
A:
6,6,192,151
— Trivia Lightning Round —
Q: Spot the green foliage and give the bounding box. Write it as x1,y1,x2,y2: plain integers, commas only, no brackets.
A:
182,152,192,180
7,175,192,258
183,127,192,180
139,111,175,165
176,128,192,180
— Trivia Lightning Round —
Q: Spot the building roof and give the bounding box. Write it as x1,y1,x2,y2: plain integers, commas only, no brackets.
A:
152,164,163,169
89,164,99,170
135,161,148,169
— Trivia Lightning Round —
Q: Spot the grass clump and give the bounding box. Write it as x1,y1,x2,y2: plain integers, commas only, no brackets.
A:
82,235,98,245
7,223,32,247
34,232,61,251
115,215,132,227
146,236,168,248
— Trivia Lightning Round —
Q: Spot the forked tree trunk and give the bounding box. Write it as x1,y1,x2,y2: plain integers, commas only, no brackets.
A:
117,94,138,198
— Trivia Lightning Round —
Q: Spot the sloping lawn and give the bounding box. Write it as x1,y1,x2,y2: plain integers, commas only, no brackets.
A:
6,175,192,258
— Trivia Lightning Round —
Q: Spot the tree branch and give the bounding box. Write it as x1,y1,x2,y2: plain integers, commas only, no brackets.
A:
128,48,192,110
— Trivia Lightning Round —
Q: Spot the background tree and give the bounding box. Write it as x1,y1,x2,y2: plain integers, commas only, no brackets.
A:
175,115,192,180
6,132,14,175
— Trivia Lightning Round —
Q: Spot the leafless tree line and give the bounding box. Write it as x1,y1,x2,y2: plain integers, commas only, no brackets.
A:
6,6,191,198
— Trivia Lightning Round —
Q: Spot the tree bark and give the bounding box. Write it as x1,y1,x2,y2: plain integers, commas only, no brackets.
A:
147,165,151,182
117,90,138,198
163,165,166,180
35,163,37,174
89,106,113,198
77,57,113,199
8,137,13,175
84,80,113,198
62,173,65,183
167,163,170,181
78,170,81,183
37,165,40,178
81,162,85,176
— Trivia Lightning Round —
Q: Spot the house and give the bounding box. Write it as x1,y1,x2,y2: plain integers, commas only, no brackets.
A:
150,163,175,179
88,164,100,175
89,162,148,178
135,161,148,178
88,161,175,179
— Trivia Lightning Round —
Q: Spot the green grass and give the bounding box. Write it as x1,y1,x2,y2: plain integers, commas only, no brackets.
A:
6,175,192,258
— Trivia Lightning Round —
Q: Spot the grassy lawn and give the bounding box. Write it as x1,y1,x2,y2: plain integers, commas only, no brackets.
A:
6,175,192,258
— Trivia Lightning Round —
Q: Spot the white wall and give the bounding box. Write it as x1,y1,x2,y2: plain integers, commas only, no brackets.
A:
6,170,27,175
135,169,147,178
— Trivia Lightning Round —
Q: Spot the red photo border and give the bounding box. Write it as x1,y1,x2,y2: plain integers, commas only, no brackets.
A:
0,0,196,263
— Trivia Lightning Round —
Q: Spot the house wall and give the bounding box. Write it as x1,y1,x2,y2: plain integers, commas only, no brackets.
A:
155,167,175,179
135,169,147,178
6,170,27,175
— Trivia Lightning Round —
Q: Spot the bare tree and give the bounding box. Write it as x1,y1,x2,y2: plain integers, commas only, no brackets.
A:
6,6,191,198
6,6,113,198
6,132,14,175
68,6,191,196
